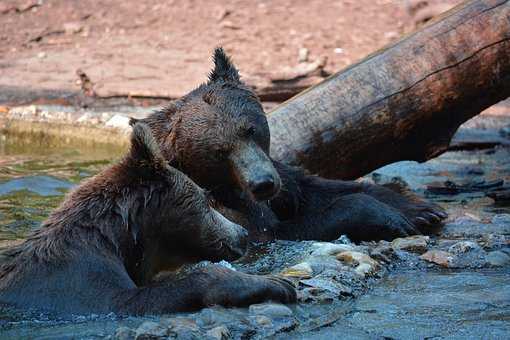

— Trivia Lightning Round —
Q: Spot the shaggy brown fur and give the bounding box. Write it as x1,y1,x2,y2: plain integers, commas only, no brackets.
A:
0,123,295,315
138,48,447,242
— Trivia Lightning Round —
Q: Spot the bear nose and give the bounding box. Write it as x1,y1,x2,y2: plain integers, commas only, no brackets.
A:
249,175,277,200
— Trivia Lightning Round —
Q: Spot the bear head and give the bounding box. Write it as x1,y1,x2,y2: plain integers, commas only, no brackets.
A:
139,48,282,202
127,122,249,262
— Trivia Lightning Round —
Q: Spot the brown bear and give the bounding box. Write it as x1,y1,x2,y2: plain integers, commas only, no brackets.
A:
0,123,295,315
137,48,447,243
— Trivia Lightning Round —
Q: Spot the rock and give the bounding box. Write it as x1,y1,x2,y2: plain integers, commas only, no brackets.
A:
281,262,313,279
76,111,100,124
480,234,508,250
311,242,354,257
448,241,480,254
219,21,240,30
413,4,454,26
486,251,510,267
420,250,453,267
249,303,293,318
306,255,349,274
300,275,353,297
253,315,272,326
384,31,399,40
369,242,395,263
355,263,376,277
298,48,309,63
337,251,380,277
391,235,429,253
336,234,353,245
214,260,236,271
134,321,169,339
336,251,379,268
492,214,510,225
299,287,335,302
166,317,201,338
448,242,488,269
63,21,84,34
105,114,131,131
206,325,231,340
215,8,231,21
269,56,327,82
114,326,135,340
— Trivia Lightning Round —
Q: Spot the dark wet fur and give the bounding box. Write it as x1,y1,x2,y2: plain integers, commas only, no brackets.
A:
139,47,447,243
0,123,296,315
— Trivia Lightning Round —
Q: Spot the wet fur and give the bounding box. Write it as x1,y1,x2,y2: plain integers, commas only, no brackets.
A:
0,123,296,315
139,48,447,243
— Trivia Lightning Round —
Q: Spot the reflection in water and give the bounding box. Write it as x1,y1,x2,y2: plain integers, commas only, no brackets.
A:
0,130,124,243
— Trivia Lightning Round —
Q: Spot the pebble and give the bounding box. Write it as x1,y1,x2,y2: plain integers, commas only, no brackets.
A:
253,315,273,326
355,262,377,277
298,47,309,63
336,251,379,268
301,275,353,297
281,262,313,279
480,234,508,249
77,112,100,124
420,250,453,267
63,21,84,34
369,242,394,263
391,235,429,253
134,321,169,339
105,114,131,131
311,242,354,257
167,317,201,338
492,214,510,224
486,251,510,267
206,325,231,340
448,241,480,254
214,260,236,271
114,326,135,340
249,303,293,318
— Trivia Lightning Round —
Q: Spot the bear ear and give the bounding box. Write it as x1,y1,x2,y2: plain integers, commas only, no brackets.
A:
129,122,166,169
129,117,139,127
208,47,241,83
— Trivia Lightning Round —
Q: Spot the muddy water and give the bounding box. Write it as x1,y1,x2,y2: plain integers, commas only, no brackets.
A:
0,128,509,338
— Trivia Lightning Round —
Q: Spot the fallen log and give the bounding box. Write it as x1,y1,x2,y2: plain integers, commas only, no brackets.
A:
268,0,510,180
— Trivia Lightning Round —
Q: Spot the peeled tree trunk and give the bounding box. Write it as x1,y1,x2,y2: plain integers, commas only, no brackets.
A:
268,0,510,180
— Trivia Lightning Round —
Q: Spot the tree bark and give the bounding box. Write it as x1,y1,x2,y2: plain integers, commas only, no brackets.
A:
268,0,510,180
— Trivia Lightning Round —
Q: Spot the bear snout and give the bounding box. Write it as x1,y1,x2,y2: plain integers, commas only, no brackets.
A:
248,174,281,201
230,140,282,202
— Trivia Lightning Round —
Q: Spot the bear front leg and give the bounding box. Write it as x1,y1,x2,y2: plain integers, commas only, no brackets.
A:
112,265,296,315
272,162,446,239
360,182,447,234
275,193,420,242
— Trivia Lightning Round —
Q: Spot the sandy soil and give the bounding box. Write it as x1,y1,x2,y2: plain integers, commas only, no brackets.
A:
0,0,460,104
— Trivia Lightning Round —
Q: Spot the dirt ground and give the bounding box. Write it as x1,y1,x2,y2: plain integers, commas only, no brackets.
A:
0,0,461,105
